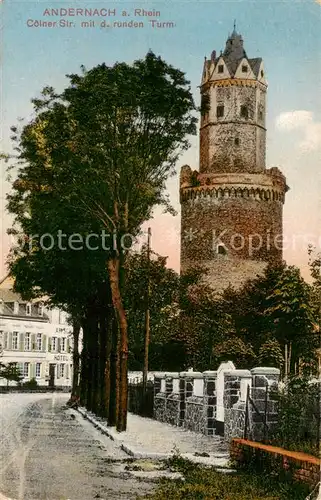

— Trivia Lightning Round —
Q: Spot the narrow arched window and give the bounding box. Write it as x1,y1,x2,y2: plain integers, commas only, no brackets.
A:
240,105,248,119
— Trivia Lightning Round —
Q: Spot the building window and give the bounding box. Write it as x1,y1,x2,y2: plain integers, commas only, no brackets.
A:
258,109,263,121
14,302,19,315
240,105,249,119
0,300,3,314
59,364,65,378
242,65,248,73
217,105,224,118
235,138,240,146
24,333,31,351
12,332,18,350
38,303,44,317
218,64,224,73
61,337,66,352
23,362,29,378
261,70,264,77
51,337,57,351
36,363,41,378
36,333,42,351
26,303,31,316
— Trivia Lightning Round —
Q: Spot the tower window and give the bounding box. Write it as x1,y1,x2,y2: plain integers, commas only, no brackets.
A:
217,244,227,256
218,64,224,73
235,138,240,146
258,110,263,121
240,105,249,119
242,65,248,73
217,105,224,118
261,70,264,77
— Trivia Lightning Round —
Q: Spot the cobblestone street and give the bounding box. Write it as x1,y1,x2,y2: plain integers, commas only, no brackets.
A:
0,393,154,500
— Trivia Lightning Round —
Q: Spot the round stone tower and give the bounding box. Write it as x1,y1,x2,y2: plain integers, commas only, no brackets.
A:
180,27,288,292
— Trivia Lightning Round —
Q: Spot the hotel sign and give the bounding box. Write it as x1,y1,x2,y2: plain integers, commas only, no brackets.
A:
53,354,69,362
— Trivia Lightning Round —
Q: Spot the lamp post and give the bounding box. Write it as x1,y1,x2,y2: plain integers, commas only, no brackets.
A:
142,227,151,394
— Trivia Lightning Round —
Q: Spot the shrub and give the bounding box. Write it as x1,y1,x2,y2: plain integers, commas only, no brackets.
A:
22,378,38,389
269,377,320,457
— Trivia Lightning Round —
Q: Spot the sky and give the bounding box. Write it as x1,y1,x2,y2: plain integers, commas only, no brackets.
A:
1,0,321,281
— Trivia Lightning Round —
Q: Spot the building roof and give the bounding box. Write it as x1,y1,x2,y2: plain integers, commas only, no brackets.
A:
207,28,262,79
0,273,49,321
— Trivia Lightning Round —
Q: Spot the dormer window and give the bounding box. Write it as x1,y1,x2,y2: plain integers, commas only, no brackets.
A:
240,105,249,119
26,303,31,316
14,302,19,315
242,65,248,73
217,105,224,118
218,64,224,73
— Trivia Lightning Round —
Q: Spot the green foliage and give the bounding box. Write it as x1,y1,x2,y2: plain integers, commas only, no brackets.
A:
213,336,257,368
22,377,38,389
0,362,23,385
221,264,319,374
6,51,197,310
258,339,284,367
269,377,320,457
139,457,310,500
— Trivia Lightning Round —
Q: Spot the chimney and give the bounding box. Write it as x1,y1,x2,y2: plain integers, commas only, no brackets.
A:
211,50,216,61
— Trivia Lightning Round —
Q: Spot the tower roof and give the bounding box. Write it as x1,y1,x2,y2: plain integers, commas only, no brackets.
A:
222,25,247,76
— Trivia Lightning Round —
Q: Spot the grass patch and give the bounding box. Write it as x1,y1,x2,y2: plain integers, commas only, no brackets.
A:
137,453,311,500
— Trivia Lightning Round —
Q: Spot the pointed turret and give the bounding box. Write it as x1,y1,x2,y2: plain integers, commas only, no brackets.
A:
223,25,246,65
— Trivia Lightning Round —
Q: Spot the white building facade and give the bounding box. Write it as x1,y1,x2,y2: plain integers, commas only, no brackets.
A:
0,275,73,388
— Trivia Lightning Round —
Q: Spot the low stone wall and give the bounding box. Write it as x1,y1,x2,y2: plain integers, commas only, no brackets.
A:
166,393,180,426
230,438,320,487
154,393,166,422
184,396,205,433
153,364,281,441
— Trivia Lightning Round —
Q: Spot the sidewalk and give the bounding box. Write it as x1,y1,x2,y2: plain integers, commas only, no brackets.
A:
76,407,230,468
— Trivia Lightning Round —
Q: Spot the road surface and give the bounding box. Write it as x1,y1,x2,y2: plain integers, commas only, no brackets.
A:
0,393,154,500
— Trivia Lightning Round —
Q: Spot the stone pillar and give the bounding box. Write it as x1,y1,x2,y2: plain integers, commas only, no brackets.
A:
250,367,280,441
184,372,205,433
251,367,280,388
154,375,162,399
154,373,166,422
178,372,195,428
223,370,251,442
215,361,236,435
165,372,180,426
203,371,217,436
165,372,179,397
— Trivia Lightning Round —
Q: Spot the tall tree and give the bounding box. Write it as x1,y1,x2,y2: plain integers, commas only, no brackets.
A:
6,52,197,430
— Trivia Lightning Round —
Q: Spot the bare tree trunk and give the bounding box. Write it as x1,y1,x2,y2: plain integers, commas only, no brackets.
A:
108,313,119,427
284,343,288,381
99,306,107,419
108,256,128,432
143,227,151,394
69,320,80,404
79,321,89,407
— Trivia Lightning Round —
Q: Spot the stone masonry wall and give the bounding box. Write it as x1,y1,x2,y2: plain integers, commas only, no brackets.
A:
153,365,281,443
184,396,205,433
180,187,284,292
